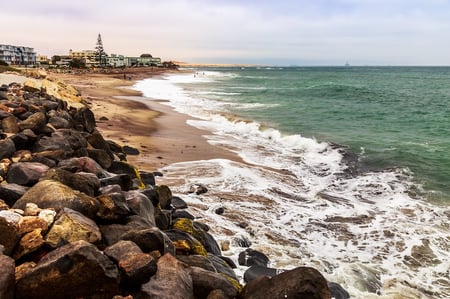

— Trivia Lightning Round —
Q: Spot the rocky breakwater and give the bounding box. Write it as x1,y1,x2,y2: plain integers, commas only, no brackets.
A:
0,77,342,299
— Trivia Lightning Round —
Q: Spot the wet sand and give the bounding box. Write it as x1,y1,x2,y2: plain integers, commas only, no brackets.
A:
55,68,241,171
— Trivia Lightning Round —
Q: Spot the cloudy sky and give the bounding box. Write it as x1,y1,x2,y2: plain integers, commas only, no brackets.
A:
2,0,450,65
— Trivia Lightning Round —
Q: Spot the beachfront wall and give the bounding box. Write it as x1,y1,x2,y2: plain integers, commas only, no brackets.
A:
0,44,37,66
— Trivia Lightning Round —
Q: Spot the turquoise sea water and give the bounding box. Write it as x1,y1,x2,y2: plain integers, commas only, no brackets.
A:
184,66,450,202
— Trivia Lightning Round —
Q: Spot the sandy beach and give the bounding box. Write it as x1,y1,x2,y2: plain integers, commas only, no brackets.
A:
51,68,241,172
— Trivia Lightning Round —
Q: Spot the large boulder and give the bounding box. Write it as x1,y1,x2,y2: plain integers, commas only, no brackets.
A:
0,254,15,299
13,180,99,218
125,190,155,226
240,266,332,299
45,208,101,248
15,240,120,299
139,253,194,299
188,266,240,299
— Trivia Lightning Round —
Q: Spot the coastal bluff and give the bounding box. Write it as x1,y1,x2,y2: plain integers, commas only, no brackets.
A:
0,74,345,299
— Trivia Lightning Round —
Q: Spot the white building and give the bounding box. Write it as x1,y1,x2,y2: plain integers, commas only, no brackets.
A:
0,44,36,66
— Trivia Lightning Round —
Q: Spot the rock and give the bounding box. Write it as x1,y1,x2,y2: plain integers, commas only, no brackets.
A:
217,256,237,269
207,253,239,282
100,174,133,191
0,210,22,255
154,207,170,230
139,171,156,186
243,265,279,283
58,156,105,177
2,115,19,133
73,107,96,133
165,229,207,256
123,145,139,155
327,282,350,299
87,148,113,169
177,254,216,272
238,248,270,267
139,253,194,299
108,161,145,188
125,190,155,226
18,111,47,133
171,196,188,209
10,133,34,150
121,227,175,256
173,209,195,220
15,240,120,299
0,254,15,299
0,138,16,160
241,266,332,299
45,208,101,248
87,130,114,159
12,228,45,260
40,168,100,196
0,183,28,207
13,180,99,218
189,183,208,195
96,192,131,222
156,185,172,209
6,162,50,186
104,240,157,287
221,241,230,252
48,115,72,129
18,215,49,234
233,235,252,248
215,207,225,215
188,266,240,299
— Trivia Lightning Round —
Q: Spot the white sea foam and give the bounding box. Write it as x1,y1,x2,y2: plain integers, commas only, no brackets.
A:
134,72,450,298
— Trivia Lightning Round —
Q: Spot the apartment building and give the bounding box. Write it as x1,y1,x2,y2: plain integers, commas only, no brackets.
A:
0,44,37,65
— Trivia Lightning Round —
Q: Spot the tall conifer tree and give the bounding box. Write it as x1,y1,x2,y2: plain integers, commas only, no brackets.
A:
95,33,107,67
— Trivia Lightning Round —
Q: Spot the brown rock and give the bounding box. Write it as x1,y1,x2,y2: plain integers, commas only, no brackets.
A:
139,253,194,299
240,266,332,299
18,215,49,234
0,254,15,299
188,266,239,299
18,111,47,132
0,210,22,255
2,115,19,133
121,227,175,256
15,240,120,299
45,208,101,248
13,228,45,260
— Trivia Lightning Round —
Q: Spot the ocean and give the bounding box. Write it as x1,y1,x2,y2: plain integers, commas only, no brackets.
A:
134,67,450,298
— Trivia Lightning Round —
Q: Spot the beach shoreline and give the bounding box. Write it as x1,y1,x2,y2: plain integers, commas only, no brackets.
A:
52,68,242,172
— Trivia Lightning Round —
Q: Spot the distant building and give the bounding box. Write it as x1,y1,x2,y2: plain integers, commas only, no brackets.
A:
69,49,97,67
0,44,37,66
106,54,126,67
37,55,50,65
124,54,162,67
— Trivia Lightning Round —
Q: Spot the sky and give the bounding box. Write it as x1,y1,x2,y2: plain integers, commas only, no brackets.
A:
2,0,450,66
